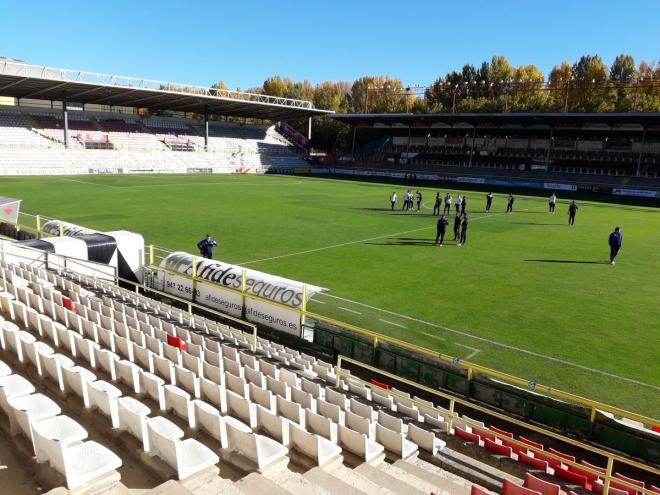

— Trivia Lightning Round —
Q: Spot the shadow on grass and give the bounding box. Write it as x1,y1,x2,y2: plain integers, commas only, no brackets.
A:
525,259,608,264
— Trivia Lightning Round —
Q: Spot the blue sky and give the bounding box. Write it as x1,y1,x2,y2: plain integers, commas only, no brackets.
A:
1,0,658,90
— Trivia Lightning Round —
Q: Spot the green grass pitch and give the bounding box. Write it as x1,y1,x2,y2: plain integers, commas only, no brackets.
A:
1,173,658,417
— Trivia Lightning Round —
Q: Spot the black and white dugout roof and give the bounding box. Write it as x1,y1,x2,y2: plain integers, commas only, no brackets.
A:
0,59,333,121
331,112,660,129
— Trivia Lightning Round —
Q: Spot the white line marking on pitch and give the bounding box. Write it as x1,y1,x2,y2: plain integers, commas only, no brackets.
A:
311,299,327,305
338,306,362,315
456,343,482,360
55,177,122,188
330,293,659,391
379,319,407,329
238,207,534,265
422,332,446,341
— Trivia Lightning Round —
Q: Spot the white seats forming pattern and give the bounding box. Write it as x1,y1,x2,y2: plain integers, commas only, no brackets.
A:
0,261,462,494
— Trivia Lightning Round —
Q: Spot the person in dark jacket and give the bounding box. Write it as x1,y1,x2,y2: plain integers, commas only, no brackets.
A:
435,215,449,246
461,196,467,214
485,192,493,212
506,193,514,213
453,214,462,241
568,201,578,225
608,227,623,265
459,214,468,245
433,192,441,215
196,234,218,259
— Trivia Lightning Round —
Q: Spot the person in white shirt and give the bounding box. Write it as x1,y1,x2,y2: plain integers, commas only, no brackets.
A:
390,191,397,210
444,193,452,215
549,193,557,214
455,195,463,214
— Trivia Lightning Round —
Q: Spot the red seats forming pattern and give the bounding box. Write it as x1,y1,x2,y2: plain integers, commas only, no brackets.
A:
547,448,575,463
650,486,660,494
471,486,490,495
503,438,530,456
523,473,561,495
593,481,631,495
369,378,389,390
568,464,601,484
474,428,497,443
533,451,564,471
614,472,645,492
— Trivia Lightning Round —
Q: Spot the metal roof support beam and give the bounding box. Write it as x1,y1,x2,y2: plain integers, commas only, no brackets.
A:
62,96,69,150
21,81,70,99
0,77,29,91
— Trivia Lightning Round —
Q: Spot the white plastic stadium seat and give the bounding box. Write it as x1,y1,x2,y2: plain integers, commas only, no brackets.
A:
225,420,288,470
146,416,219,480
289,423,342,467
375,423,418,460
7,393,61,442
407,423,446,455
117,396,151,451
338,424,384,463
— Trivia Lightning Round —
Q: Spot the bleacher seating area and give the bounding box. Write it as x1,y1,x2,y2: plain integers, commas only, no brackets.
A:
0,106,307,173
363,133,660,180
0,257,656,494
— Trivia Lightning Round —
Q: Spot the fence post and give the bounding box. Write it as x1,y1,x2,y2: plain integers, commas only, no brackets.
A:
335,356,342,388
301,283,307,329
448,398,455,432
602,457,614,495
241,268,247,315
149,244,154,266
36,215,41,239
59,220,64,237
191,255,198,303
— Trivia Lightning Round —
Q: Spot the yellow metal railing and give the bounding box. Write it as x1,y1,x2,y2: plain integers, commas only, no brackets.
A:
335,355,660,495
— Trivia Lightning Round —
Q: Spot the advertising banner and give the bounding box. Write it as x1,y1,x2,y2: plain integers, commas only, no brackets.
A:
612,188,657,198
543,182,578,191
457,177,486,184
155,252,326,335
0,197,21,224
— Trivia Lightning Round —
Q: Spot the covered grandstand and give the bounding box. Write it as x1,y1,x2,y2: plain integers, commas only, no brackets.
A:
329,112,660,195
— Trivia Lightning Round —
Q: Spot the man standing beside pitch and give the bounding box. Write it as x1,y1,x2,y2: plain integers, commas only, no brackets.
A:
444,193,452,215
568,200,578,225
461,195,467,215
455,194,463,214
197,234,218,260
435,215,449,246
453,213,462,242
433,192,441,215
458,214,468,246
549,193,557,214
485,192,493,212
416,190,422,211
608,227,622,265
390,191,397,210
506,193,514,213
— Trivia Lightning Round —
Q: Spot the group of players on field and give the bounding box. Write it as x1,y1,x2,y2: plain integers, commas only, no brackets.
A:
388,190,623,262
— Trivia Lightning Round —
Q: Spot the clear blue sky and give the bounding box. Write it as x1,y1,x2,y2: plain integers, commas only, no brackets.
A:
1,0,658,91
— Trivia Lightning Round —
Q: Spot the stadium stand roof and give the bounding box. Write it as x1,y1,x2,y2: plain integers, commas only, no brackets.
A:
0,59,332,121
331,112,660,128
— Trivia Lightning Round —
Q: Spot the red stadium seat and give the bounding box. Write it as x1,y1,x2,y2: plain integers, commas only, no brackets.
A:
369,378,389,390
484,438,512,457
593,481,631,495
568,464,601,485
614,472,645,492
490,425,514,438
455,426,480,444
532,451,564,471
62,296,76,313
523,473,560,495
518,436,544,451
554,467,588,489
650,485,660,494
502,438,529,456
501,479,542,495
518,451,549,472
547,448,575,463
474,427,497,443
580,460,606,474
471,485,490,495
166,334,186,351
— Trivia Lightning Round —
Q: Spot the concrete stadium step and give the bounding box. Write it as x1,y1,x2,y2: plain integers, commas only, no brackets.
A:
188,477,242,495
302,467,369,495
381,461,445,494
234,472,294,495
354,462,426,495
263,468,333,495
306,464,400,495
393,458,472,495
